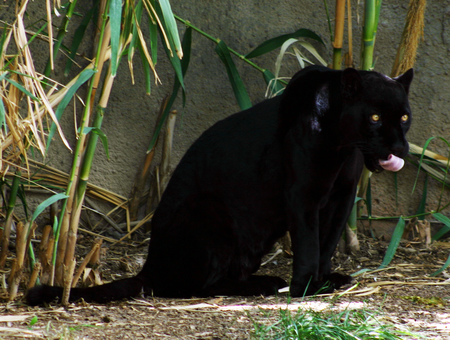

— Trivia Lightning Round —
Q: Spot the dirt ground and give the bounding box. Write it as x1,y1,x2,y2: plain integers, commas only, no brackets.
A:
1,233,449,339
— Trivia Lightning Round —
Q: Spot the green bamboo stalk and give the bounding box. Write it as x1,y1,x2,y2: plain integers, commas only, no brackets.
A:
43,0,79,87
361,0,382,70
354,0,382,224
53,2,110,285
65,81,110,269
323,0,334,42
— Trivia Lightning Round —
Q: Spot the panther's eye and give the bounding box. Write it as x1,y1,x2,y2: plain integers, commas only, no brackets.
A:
401,115,409,123
370,114,380,123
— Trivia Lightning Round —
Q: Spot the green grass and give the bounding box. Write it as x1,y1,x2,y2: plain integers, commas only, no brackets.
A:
251,307,417,340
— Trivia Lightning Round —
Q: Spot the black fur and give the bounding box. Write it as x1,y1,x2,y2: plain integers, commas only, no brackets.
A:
26,65,413,305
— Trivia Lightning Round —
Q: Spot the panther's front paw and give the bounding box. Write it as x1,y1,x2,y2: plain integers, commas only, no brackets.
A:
324,272,353,289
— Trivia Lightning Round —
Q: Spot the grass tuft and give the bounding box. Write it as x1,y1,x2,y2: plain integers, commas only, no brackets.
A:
252,306,416,340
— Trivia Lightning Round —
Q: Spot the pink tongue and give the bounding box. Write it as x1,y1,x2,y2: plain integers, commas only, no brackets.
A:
379,154,405,172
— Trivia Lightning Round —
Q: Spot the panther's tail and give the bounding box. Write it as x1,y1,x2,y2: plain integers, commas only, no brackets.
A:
25,275,144,305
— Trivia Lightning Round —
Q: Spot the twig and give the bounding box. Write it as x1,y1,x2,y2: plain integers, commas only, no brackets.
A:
367,280,450,287
112,212,153,245
84,197,122,233
77,227,117,243
261,249,282,266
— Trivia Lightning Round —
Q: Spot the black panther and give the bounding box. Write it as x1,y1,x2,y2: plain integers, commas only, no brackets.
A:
26,65,413,304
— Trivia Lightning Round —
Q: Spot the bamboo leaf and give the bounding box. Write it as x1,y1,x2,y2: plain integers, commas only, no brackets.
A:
0,23,10,59
133,9,159,84
352,268,372,277
273,38,298,80
178,26,192,106
4,78,39,101
154,2,184,89
379,217,405,269
430,253,450,277
412,136,450,193
138,41,153,94
109,0,123,76
246,28,324,59
297,41,327,66
164,41,184,89
47,68,96,153
129,0,144,63
158,0,183,59
82,127,110,159
215,40,252,110
30,193,69,225
64,1,96,76
292,46,307,69
433,212,450,227
432,212,450,241
263,69,285,98
149,11,158,63
121,0,134,43
0,98,6,132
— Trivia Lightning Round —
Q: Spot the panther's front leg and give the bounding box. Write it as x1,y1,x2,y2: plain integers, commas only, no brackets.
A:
286,182,331,297
318,152,364,289
288,211,323,297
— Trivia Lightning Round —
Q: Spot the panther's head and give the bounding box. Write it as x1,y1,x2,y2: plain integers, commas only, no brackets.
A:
338,68,414,173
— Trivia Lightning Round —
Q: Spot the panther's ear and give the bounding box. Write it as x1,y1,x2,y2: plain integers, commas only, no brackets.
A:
341,68,362,99
393,68,414,94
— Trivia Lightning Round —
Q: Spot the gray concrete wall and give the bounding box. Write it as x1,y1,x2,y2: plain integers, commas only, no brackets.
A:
3,1,450,229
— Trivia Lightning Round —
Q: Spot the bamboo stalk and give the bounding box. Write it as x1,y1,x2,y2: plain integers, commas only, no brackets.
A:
38,224,53,285
8,222,28,301
46,0,54,71
61,5,117,293
159,110,177,192
27,261,41,289
345,0,354,68
61,258,76,305
64,64,115,283
43,0,79,83
0,171,20,269
129,97,169,220
332,0,346,69
54,0,111,285
7,259,17,288
39,225,51,263
356,0,382,207
361,0,382,70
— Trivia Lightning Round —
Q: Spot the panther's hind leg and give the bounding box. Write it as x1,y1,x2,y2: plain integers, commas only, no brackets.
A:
143,194,242,298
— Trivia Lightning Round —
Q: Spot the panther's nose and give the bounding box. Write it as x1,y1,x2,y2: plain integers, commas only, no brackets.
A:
390,141,408,157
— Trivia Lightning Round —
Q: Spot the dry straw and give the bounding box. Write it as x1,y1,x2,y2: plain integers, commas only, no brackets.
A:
391,0,426,77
